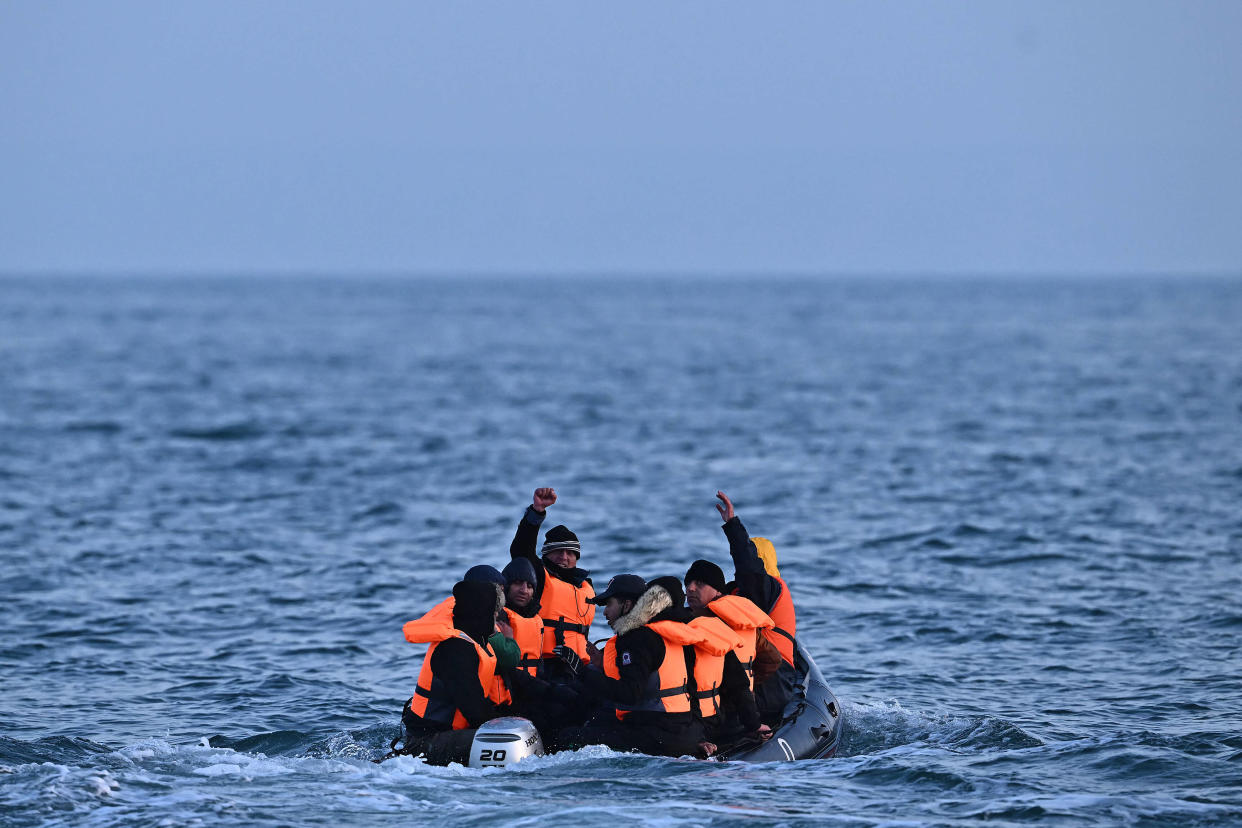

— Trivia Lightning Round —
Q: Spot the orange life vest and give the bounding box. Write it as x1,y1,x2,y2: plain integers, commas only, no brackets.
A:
686,616,742,718
405,617,509,729
706,594,774,689
762,576,797,666
405,595,505,641
403,596,454,642
602,620,702,720
538,574,596,660
503,608,544,677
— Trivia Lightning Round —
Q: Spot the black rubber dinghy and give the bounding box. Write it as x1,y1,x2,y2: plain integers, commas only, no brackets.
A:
718,639,843,761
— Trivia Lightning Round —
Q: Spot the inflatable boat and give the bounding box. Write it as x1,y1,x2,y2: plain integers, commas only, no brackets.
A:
716,638,842,761
461,638,842,766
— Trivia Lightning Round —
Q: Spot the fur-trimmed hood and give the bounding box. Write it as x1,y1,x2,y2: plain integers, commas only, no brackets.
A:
612,585,672,636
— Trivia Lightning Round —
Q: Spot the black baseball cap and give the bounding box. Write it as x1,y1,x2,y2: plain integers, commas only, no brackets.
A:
590,574,646,604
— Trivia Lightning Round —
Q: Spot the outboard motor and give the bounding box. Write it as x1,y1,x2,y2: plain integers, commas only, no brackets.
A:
468,717,544,768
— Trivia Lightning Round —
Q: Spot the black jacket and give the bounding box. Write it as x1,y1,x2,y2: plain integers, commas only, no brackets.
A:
406,580,506,733
723,516,784,616
579,588,694,729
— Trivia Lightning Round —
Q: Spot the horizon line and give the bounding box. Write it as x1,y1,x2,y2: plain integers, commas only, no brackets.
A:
2,267,1240,281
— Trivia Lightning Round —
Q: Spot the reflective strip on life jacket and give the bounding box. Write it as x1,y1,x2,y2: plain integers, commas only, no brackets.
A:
538,575,596,660
408,630,507,729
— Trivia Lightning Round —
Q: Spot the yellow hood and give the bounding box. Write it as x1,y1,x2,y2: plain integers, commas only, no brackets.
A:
752,537,781,579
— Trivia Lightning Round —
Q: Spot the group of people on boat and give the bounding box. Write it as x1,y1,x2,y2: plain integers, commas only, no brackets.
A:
385,488,800,765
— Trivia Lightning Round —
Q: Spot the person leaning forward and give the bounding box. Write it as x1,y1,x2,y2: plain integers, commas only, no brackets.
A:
553,575,711,758
509,487,596,670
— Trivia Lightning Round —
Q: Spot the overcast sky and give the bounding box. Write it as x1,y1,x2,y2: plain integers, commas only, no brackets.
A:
2,1,1240,276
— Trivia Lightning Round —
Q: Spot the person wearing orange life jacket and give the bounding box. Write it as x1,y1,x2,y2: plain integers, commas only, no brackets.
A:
686,559,775,690
392,580,513,765
683,559,772,747
499,558,544,678
715,491,800,726
403,565,520,674
552,575,711,758
509,487,596,676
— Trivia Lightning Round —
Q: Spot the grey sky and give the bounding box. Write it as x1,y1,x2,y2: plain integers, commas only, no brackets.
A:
2,1,1240,275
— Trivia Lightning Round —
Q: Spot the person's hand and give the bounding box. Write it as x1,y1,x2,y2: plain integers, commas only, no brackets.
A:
715,491,736,522
755,724,773,741
533,487,557,512
698,740,718,758
553,645,583,676
496,618,514,639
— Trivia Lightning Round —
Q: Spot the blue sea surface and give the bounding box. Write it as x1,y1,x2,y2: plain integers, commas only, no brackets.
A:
1,274,1240,827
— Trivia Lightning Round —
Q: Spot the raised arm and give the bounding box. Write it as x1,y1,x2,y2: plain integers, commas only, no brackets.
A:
511,487,556,600
716,491,783,613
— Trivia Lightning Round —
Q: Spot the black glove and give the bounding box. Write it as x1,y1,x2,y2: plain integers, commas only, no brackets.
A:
553,645,584,676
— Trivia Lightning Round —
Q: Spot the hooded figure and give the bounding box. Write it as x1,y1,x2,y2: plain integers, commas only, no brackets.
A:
392,580,511,765
451,580,502,644
404,565,518,672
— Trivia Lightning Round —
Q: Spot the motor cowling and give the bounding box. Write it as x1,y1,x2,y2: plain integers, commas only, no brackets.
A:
468,717,544,768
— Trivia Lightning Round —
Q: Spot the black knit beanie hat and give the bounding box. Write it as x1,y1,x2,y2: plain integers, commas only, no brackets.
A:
541,525,581,560
463,564,506,586
684,559,727,594
647,575,686,609
501,558,538,587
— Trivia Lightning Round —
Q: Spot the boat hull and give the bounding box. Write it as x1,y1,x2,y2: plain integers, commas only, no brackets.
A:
718,639,843,762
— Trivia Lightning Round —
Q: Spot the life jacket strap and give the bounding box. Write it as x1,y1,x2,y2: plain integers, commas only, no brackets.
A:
658,683,690,699
545,618,590,636
769,626,795,644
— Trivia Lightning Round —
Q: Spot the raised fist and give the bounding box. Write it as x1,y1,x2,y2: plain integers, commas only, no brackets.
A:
533,487,557,512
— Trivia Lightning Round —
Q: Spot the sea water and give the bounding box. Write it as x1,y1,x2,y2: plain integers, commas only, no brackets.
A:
1,274,1240,827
